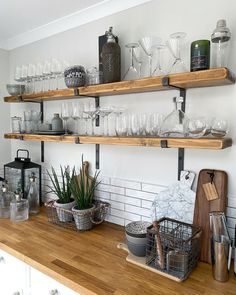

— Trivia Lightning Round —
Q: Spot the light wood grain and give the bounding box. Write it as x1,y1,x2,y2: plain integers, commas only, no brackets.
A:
4,68,235,102
0,210,235,295
4,133,233,150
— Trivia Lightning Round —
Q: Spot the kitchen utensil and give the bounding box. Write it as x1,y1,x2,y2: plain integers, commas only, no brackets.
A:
193,169,228,263
152,221,164,269
125,221,151,238
166,250,188,275
11,116,22,133
125,233,147,245
6,84,25,96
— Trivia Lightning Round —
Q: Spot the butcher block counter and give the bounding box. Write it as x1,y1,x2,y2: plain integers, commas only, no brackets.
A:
0,210,235,295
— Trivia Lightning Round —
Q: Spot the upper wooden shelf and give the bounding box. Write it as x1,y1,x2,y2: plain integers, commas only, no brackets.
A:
4,68,235,102
4,133,232,150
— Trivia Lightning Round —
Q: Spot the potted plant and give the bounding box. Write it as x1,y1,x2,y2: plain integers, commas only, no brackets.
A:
47,166,75,222
70,159,100,231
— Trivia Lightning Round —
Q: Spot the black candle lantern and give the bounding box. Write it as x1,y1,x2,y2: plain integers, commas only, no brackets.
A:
4,149,41,204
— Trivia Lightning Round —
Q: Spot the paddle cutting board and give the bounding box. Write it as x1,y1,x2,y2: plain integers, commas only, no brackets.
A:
193,169,228,263
76,161,94,191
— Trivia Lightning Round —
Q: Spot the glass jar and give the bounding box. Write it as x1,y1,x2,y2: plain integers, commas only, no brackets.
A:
0,185,13,218
10,192,29,222
211,19,231,68
86,67,103,85
11,116,22,133
191,40,210,71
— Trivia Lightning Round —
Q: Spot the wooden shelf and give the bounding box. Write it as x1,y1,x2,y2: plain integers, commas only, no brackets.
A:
4,68,235,102
4,133,232,150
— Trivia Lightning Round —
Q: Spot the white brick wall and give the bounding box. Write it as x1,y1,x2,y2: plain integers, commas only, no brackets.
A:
42,168,236,240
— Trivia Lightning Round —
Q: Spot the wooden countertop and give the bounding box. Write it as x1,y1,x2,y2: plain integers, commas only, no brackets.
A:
0,211,235,295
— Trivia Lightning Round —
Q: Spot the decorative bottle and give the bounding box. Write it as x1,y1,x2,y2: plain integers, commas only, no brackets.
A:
52,113,63,131
0,183,12,218
191,40,210,71
160,97,188,137
10,191,29,222
102,27,121,83
27,173,39,215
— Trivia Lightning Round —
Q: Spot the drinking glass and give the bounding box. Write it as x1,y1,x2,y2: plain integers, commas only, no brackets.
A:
116,114,128,136
187,118,206,138
71,102,83,135
211,118,229,138
99,107,113,136
27,64,36,93
14,66,23,82
61,102,72,134
139,36,162,76
31,111,42,132
83,102,98,136
123,43,141,80
51,58,62,90
130,114,140,136
35,62,44,92
167,32,188,73
145,113,163,136
42,60,51,91
11,117,22,133
152,44,166,76
113,107,126,136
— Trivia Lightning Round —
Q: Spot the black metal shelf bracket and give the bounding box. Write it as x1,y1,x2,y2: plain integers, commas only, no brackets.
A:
40,101,44,163
162,76,186,180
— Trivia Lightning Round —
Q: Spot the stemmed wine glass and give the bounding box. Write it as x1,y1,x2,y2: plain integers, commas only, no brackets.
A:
83,102,98,136
42,60,51,91
99,107,113,136
61,102,71,134
72,102,84,135
167,32,188,73
51,58,62,90
123,43,141,80
152,44,166,76
139,36,162,76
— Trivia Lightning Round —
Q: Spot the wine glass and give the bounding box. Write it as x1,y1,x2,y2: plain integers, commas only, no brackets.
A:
123,43,140,80
187,118,206,138
35,62,43,93
167,32,188,73
27,64,36,93
51,58,62,90
61,102,72,134
71,102,83,135
42,60,51,91
99,107,113,136
139,36,162,76
14,66,23,82
152,44,166,76
83,102,98,136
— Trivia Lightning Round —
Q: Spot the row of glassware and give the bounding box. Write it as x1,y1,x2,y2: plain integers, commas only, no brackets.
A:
11,99,229,138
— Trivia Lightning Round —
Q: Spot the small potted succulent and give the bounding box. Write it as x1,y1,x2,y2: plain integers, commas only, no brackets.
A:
70,159,100,231
47,166,75,222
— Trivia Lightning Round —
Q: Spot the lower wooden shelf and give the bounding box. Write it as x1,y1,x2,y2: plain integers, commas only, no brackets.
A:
4,133,232,149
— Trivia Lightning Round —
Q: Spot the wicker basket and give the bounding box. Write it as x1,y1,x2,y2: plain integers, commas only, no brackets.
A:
45,200,110,231
146,217,201,280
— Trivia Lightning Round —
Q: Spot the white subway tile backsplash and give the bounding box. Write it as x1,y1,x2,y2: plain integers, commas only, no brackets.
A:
106,215,124,226
142,183,166,194
41,166,236,231
142,200,153,209
126,189,156,201
125,204,150,217
110,178,141,190
109,200,125,211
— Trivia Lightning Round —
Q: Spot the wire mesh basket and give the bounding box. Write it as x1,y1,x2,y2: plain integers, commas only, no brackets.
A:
45,200,110,232
146,217,201,280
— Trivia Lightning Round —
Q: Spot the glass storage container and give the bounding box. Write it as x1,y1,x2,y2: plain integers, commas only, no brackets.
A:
10,192,29,222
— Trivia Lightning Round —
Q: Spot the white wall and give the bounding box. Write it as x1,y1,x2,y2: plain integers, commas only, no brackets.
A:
0,49,11,167
5,0,236,232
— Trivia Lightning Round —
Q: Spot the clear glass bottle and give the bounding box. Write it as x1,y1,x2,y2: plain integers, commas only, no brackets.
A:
27,173,39,215
10,191,29,222
0,184,12,218
211,19,231,68
160,97,188,137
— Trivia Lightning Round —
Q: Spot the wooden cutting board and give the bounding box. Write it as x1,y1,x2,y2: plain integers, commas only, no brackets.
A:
193,169,228,263
76,161,94,191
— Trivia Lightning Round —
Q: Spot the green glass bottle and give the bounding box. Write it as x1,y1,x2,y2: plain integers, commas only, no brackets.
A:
191,40,210,71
